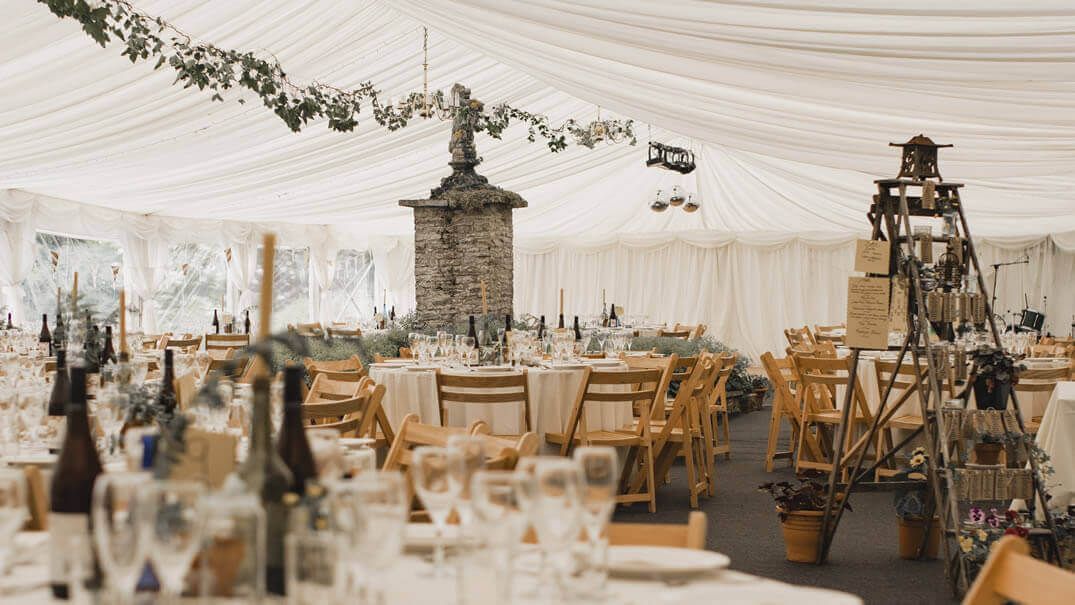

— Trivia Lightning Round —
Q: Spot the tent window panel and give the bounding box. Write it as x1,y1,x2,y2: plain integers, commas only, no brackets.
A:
153,244,226,336
20,232,122,328
327,250,375,324
252,247,310,331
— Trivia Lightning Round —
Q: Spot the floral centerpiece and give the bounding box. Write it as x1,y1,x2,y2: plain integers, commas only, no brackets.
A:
759,476,850,563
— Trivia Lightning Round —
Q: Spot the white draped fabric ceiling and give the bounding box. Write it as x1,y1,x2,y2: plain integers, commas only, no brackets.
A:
1,1,1074,356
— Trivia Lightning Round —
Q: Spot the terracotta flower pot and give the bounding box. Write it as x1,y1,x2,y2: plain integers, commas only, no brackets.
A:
974,442,1003,465
779,509,824,563
897,516,940,560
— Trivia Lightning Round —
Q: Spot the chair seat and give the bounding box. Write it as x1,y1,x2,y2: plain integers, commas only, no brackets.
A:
805,410,843,424
544,430,642,448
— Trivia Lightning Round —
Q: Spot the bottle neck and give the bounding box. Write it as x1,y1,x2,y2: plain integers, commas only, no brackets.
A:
249,390,272,455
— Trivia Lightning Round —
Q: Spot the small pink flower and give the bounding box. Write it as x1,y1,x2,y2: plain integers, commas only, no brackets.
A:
968,507,985,524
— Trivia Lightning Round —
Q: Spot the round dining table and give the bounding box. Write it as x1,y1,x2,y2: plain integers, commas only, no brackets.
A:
368,360,633,437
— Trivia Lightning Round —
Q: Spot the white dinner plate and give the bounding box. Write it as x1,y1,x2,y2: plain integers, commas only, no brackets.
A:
544,363,586,370
340,437,376,449
582,359,623,367
607,546,730,579
4,453,57,467
370,362,410,369
405,365,439,371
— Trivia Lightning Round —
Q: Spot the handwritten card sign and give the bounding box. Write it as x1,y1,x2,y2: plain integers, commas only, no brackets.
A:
170,428,238,489
846,277,891,350
854,239,890,275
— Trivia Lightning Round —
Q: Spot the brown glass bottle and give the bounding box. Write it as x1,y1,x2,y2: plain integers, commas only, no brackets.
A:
276,366,317,495
47,349,69,417
49,366,102,599
156,349,177,415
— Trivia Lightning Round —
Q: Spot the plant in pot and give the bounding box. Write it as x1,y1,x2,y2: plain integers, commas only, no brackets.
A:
893,447,940,559
759,476,850,563
969,346,1021,410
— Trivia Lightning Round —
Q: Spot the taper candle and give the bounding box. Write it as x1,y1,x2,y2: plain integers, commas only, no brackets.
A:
258,233,276,340
119,288,127,354
72,272,78,303
559,288,564,315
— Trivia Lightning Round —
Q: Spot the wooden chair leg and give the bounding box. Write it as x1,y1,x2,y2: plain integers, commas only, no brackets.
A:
764,400,783,472
720,406,731,460
645,444,657,513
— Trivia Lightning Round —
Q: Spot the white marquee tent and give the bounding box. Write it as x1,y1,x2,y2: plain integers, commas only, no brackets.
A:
2,0,1075,357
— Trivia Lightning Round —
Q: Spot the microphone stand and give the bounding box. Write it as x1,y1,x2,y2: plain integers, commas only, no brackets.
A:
988,257,1030,319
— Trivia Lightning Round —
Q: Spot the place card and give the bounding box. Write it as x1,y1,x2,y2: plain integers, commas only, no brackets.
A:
845,276,891,350
169,428,238,489
854,239,890,275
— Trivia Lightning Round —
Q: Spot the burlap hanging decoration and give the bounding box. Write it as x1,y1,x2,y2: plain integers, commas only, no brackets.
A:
921,180,936,209
927,290,943,322
915,226,933,263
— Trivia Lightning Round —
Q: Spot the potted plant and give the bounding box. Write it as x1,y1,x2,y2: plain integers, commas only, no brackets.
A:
969,346,1021,410
759,477,850,562
893,447,940,559
974,434,1005,465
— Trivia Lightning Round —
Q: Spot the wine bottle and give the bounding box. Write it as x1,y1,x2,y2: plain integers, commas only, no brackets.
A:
467,315,478,346
49,366,102,599
48,349,69,417
39,314,52,357
601,303,609,328
5,312,12,329
277,366,317,495
537,315,546,340
244,310,252,335
557,313,565,329
102,326,117,365
239,377,294,596
504,314,512,333
156,349,177,416
54,307,65,350
212,309,220,334
390,305,396,321
83,323,100,374
573,316,583,341
608,302,619,328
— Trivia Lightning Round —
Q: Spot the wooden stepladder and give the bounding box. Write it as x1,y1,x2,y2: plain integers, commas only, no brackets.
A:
813,136,1060,597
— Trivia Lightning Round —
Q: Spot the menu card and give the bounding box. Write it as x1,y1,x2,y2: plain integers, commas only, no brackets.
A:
854,239,890,275
845,277,891,350
170,428,238,489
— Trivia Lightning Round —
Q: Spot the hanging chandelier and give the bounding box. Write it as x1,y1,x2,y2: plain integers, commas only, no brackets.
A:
651,185,699,213
393,28,630,145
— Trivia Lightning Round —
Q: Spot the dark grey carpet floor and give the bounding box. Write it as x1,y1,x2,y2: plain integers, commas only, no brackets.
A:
611,406,953,605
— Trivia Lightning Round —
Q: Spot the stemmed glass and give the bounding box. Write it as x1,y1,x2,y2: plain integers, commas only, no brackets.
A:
331,472,407,602
94,388,127,459
532,458,583,597
471,470,528,602
460,337,477,366
92,472,152,603
0,468,26,572
142,480,206,601
574,446,619,593
446,435,487,530
410,446,462,577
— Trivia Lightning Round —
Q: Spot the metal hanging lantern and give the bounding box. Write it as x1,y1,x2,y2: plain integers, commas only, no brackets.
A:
650,189,669,212
669,185,685,207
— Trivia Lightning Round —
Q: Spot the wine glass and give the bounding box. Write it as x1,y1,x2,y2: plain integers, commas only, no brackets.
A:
92,472,152,602
446,435,487,529
532,458,583,597
308,428,344,482
0,468,26,572
469,470,528,603
410,446,462,577
573,446,619,593
94,388,127,459
142,480,206,599
331,472,407,600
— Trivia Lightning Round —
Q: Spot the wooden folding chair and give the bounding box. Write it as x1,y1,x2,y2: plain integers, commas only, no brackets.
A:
607,511,707,549
204,333,250,353
963,535,1075,605
304,355,365,381
626,354,716,508
707,352,736,460
326,327,362,339
290,322,324,337
762,352,813,472
434,370,532,437
657,327,691,339
305,373,364,403
871,357,940,479
791,354,874,475
547,367,663,512
163,336,201,353
1014,366,1068,434
620,353,679,422
303,380,391,444
784,325,816,347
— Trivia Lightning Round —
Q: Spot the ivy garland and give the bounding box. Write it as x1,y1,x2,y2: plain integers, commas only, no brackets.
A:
38,0,636,152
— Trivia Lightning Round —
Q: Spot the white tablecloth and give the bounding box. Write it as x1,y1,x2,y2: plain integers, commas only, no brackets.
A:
1036,381,1075,512
0,533,862,605
368,364,633,437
